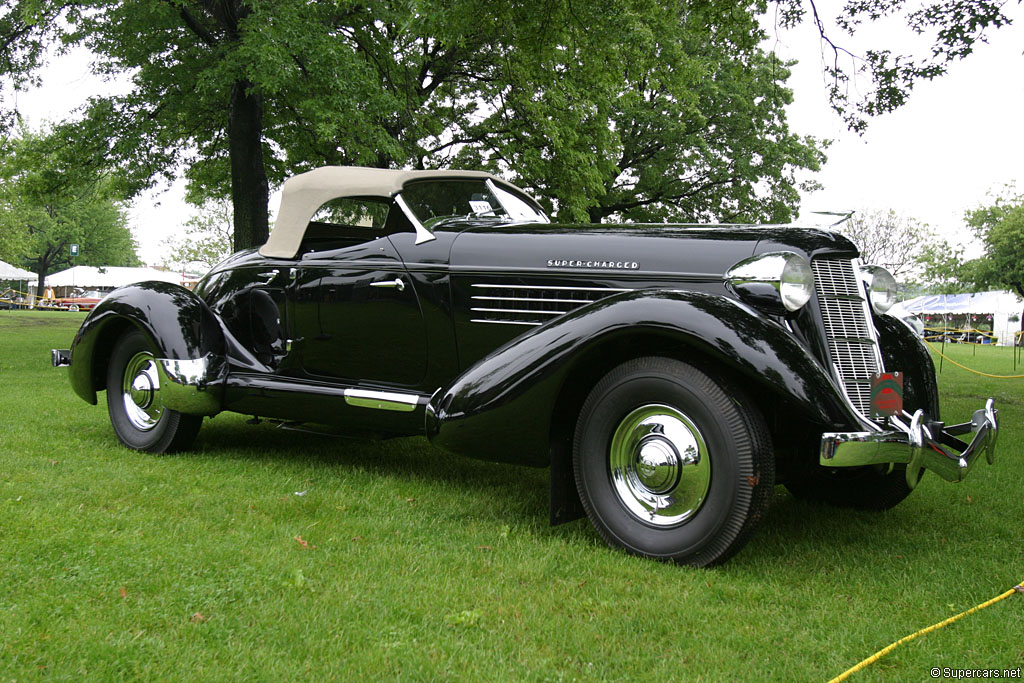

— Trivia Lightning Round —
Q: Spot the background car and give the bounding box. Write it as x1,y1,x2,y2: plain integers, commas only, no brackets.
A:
51,289,106,312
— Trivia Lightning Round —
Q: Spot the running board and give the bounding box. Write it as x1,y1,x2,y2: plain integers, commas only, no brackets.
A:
225,374,429,413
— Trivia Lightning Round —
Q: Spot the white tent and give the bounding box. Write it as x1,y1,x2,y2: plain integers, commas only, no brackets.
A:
901,291,1023,346
46,266,189,289
0,259,35,281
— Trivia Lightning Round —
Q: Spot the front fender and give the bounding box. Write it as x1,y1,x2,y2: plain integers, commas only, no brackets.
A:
68,281,226,411
874,313,940,418
427,289,865,465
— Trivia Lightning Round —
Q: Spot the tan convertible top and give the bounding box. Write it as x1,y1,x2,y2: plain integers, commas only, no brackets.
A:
260,166,501,258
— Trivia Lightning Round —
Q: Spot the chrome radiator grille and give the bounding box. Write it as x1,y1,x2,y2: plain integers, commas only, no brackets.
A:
469,284,630,326
811,258,882,416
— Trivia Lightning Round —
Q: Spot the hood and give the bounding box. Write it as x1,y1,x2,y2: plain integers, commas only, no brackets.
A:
449,222,860,277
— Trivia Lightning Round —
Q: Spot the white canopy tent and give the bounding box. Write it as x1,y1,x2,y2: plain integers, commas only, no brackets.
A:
0,259,35,281
46,266,189,289
900,291,1023,346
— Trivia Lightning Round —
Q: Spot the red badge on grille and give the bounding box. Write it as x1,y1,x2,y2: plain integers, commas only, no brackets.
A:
870,372,904,418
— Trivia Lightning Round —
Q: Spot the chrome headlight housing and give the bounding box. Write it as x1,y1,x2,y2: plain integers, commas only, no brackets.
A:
859,265,898,314
726,251,814,314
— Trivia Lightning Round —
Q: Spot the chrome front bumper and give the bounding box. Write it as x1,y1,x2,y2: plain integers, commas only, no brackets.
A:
52,348,224,416
154,355,225,416
820,399,998,488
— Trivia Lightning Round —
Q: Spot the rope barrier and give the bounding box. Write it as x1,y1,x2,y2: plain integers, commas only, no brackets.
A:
924,340,1024,379
923,326,999,345
828,581,1024,682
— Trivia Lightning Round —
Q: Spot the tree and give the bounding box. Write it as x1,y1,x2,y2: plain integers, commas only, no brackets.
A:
774,1,1019,132
0,127,141,294
160,200,233,272
832,208,933,279
911,239,980,294
3,1,546,248
962,190,1024,298
452,2,825,223
2,0,824,246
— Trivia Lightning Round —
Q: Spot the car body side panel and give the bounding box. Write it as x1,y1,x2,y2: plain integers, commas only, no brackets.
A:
68,281,226,404
295,236,429,386
427,289,865,466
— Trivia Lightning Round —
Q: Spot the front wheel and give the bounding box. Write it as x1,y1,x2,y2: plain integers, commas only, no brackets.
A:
573,357,774,567
106,329,202,453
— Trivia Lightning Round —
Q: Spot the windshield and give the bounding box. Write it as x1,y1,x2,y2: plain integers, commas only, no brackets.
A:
398,179,548,229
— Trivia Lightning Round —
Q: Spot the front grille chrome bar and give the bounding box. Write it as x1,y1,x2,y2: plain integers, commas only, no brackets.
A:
812,258,884,418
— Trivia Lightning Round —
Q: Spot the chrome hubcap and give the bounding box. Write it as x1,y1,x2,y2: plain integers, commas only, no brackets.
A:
609,405,711,526
122,352,162,431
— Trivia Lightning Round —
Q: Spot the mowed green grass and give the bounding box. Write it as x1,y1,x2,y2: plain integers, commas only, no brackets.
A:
1,310,1021,680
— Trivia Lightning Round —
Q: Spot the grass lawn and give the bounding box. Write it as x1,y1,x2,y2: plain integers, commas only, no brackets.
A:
1,310,1021,680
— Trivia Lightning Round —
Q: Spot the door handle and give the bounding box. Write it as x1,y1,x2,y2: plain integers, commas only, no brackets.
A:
370,278,406,292
257,269,280,284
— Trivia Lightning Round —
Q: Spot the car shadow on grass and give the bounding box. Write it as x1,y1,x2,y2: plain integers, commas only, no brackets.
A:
731,483,1009,575
177,413,553,526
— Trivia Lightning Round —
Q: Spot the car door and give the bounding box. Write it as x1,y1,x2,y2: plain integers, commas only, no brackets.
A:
292,231,429,388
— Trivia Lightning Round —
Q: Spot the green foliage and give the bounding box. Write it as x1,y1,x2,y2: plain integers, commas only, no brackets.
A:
0,125,141,290
452,1,825,223
913,239,978,294
963,189,1024,298
2,0,824,245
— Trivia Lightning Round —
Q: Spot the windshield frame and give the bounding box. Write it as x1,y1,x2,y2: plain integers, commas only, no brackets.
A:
395,178,548,245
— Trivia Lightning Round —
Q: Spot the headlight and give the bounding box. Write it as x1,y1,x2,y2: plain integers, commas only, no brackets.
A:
859,265,898,314
780,256,814,312
726,251,814,314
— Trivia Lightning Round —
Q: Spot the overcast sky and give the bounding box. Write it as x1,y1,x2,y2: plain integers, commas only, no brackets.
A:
772,9,1024,244
6,7,1023,265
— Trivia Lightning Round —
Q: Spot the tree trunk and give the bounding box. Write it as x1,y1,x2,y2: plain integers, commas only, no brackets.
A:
588,205,609,223
35,263,48,305
228,79,270,251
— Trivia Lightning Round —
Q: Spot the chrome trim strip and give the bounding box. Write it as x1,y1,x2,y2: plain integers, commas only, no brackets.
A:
394,193,436,245
450,265,716,279
469,319,543,326
472,296,593,304
470,284,632,292
467,283,632,326
470,307,564,316
343,388,420,412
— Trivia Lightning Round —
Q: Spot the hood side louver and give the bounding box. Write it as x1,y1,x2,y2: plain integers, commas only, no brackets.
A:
469,284,631,326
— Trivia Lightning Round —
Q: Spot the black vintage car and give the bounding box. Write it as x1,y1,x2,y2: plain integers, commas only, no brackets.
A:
53,167,999,566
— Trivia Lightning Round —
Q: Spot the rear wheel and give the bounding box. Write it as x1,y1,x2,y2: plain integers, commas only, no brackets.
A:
106,329,202,453
573,357,774,567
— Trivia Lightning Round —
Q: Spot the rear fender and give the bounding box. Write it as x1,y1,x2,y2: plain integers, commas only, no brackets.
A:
68,281,226,413
426,289,865,465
